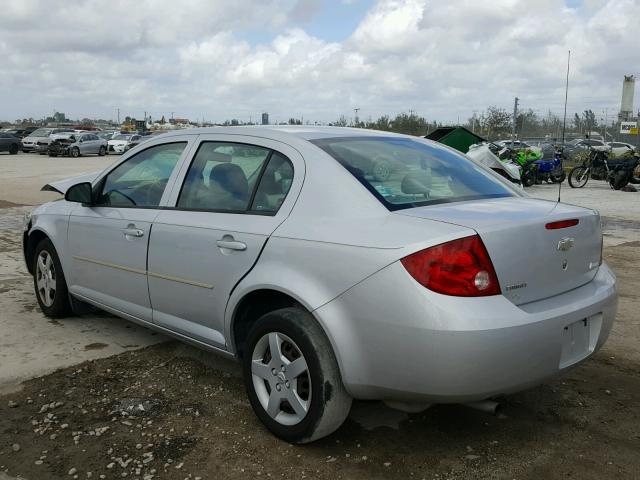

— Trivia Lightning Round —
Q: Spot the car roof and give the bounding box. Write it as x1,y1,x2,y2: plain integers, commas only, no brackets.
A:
148,125,410,143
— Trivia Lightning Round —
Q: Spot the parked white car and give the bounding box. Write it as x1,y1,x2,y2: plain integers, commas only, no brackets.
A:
607,141,636,157
495,140,542,153
108,134,141,154
23,126,617,443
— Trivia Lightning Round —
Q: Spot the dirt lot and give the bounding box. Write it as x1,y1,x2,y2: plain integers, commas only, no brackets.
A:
1,153,640,479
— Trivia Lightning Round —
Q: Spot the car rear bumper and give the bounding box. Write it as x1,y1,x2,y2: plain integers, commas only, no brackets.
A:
315,261,617,403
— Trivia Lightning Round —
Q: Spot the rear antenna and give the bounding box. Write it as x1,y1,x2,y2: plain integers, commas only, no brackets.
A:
559,50,571,203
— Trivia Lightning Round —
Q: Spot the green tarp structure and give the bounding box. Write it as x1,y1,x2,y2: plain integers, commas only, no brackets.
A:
425,126,486,154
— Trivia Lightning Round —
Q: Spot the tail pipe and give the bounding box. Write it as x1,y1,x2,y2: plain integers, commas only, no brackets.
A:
464,400,501,415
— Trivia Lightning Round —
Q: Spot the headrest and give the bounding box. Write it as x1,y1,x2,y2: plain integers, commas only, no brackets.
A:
210,163,249,200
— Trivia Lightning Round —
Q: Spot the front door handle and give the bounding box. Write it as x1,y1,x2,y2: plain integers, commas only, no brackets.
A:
122,225,145,238
216,238,247,251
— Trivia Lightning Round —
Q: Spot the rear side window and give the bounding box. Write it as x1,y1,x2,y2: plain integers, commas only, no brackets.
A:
250,152,294,213
177,142,294,214
312,136,515,211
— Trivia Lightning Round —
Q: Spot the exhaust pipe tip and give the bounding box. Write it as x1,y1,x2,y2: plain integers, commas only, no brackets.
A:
464,400,502,415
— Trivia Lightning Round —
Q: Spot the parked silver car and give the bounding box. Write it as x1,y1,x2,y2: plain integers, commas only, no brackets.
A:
47,132,108,157
21,128,55,152
23,127,617,443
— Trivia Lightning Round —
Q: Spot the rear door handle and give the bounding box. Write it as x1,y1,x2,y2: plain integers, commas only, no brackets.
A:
216,239,247,251
122,225,145,238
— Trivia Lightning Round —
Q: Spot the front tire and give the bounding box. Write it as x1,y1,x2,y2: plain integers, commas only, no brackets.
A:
568,166,589,188
70,147,80,158
521,172,535,187
98,146,106,156
243,308,352,443
33,238,72,318
9,144,19,155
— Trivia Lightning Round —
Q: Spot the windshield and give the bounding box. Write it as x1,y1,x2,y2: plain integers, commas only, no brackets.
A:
113,134,132,140
30,128,52,137
312,136,516,211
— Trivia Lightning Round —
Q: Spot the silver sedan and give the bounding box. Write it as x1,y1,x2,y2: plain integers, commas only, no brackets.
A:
23,126,617,443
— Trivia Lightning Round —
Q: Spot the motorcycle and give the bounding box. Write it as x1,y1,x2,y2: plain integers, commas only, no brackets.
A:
467,143,522,185
533,147,566,184
568,147,640,190
500,148,539,187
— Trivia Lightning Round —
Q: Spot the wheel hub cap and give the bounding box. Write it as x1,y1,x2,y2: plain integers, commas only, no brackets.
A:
36,250,56,307
251,332,311,426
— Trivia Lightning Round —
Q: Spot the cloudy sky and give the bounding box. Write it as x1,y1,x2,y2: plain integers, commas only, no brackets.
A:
0,0,638,124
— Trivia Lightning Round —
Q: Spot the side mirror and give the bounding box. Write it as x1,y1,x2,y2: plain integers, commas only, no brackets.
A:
65,182,93,204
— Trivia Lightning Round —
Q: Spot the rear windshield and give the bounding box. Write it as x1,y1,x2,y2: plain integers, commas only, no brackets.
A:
312,136,515,211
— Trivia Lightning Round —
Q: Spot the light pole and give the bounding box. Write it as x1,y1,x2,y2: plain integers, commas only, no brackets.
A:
511,97,519,147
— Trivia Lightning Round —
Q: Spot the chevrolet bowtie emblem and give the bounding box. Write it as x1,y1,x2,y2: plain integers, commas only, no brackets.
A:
557,237,575,252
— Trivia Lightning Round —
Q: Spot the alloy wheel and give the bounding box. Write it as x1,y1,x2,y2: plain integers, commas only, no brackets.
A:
36,250,56,307
251,332,311,426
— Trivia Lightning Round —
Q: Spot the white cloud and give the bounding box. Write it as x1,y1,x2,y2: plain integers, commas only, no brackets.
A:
0,0,638,124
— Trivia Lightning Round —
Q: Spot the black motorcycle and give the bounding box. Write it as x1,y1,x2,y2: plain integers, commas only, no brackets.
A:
568,147,639,190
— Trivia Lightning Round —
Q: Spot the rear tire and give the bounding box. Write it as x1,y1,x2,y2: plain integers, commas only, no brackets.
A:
568,166,589,188
610,170,629,190
243,307,352,443
33,238,72,318
9,144,19,155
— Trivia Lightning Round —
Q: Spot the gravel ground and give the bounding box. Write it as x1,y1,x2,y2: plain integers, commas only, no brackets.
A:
1,153,640,479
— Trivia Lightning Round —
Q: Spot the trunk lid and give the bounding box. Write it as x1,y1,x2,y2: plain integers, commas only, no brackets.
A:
396,197,602,305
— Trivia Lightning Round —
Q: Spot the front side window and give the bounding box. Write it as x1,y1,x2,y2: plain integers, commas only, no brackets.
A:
312,136,515,211
96,142,186,208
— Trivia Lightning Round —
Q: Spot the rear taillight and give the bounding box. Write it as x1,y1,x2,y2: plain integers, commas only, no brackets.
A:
401,235,501,297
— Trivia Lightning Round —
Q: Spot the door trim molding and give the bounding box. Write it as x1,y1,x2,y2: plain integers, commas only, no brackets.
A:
72,255,214,289
72,255,147,275
147,271,214,289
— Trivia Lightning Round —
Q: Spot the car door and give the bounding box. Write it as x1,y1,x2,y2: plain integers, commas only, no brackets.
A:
87,134,98,154
76,134,88,154
146,135,303,347
0,133,8,151
66,138,194,320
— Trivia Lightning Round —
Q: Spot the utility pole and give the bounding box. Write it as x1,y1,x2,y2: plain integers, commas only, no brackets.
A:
472,110,478,133
354,108,360,126
511,97,519,147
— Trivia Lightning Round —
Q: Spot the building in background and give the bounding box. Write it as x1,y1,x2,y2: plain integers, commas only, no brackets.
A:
261,112,269,125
